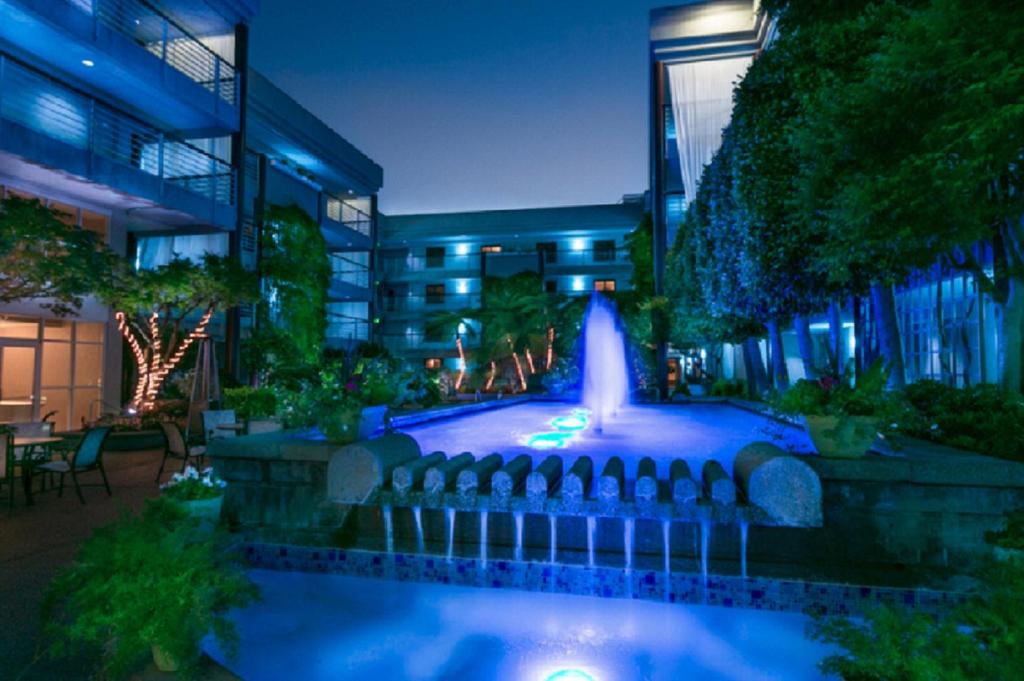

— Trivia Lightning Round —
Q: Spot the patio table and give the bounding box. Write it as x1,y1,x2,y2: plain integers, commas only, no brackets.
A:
13,436,64,506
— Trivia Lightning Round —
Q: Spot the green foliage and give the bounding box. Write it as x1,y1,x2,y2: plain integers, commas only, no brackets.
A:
775,359,890,417
710,378,745,397
160,466,227,501
223,387,277,420
255,204,331,369
810,552,1024,680
0,196,122,315
42,498,259,679
899,381,1024,461
625,213,655,298
985,510,1024,551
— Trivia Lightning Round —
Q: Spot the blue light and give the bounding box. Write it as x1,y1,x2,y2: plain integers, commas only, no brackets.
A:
526,432,574,449
550,415,587,430
545,670,596,681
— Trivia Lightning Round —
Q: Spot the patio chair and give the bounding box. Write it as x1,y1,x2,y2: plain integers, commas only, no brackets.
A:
10,421,57,490
202,409,239,442
35,426,112,505
1,429,13,511
156,421,206,482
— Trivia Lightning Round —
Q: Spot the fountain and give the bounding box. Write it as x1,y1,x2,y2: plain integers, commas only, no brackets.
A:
580,293,630,433
514,511,524,562
740,520,749,579
549,513,558,563
383,506,394,555
480,510,489,568
587,516,597,568
624,518,634,570
413,506,424,554
700,519,711,600
446,508,456,562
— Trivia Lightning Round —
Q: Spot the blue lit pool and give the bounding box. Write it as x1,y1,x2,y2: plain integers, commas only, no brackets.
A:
206,570,829,681
399,402,814,477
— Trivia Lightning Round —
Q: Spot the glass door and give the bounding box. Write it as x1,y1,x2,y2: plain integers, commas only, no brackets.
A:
0,342,39,423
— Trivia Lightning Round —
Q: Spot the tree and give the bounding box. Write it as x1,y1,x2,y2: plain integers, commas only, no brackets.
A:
104,254,257,411
0,196,121,315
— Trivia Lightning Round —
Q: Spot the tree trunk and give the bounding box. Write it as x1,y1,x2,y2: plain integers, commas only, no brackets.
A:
999,276,1024,393
742,337,768,398
766,320,789,390
793,314,815,380
870,282,906,389
827,302,843,376
852,296,864,380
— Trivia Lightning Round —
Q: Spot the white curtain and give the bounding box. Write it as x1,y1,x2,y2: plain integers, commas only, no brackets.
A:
136,233,228,270
668,56,752,206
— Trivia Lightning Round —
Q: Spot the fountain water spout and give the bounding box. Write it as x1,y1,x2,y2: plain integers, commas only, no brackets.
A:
581,293,629,432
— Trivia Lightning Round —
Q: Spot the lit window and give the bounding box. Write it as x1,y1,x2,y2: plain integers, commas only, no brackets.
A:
594,279,616,292
426,284,445,304
572,276,584,292
481,245,502,253
425,358,442,370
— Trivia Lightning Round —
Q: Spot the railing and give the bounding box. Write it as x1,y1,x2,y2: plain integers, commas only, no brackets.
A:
326,319,370,343
0,54,235,206
379,248,630,276
66,0,237,106
329,253,372,289
378,293,482,312
326,196,373,237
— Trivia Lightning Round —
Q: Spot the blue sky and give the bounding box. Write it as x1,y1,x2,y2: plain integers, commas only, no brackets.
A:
250,0,668,214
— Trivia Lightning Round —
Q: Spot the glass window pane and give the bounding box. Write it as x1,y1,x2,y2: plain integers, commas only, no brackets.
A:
0,316,39,339
0,345,36,422
42,341,72,387
44,319,73,340
40,388,71,431
76,322,105,343
72,388,102,429
74,344,103,387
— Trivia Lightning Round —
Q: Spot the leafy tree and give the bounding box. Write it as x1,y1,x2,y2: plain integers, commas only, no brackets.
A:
0,196,121,315
104,254,257,410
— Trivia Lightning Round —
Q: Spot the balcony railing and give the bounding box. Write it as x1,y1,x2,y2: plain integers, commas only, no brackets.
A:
66,0,237,106
326,196,372,237
379,293,482,313
0,54,235,206
379,247,630,276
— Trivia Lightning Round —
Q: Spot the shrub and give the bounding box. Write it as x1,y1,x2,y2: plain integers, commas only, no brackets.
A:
43,498,259,679
160,466,227,501
223,386,277,420
774,359,890,418
710,378,745,397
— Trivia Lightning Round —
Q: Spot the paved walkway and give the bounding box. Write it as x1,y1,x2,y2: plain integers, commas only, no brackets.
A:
0,448,238,681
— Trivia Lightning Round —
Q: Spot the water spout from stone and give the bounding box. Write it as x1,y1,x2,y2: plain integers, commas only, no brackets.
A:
480,510,488,569
514,511,524,562
740,520,749,579
581,293,630,433
413,506,424,554
587,515,597,568
383,505,394,555
548,514,557,564
446,508,456,562
700,519,711,602
624,517,634,571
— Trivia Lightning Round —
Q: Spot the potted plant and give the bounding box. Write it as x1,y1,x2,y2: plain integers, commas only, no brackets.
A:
775,360,889,458
349,358,398,438
43,498,259,677
223,386,280,434
160,465,227,527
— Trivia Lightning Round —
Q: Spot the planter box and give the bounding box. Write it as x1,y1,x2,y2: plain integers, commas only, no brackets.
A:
804,415,876,458
359,405,388,440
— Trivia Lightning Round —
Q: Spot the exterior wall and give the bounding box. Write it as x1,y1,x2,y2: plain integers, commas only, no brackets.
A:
379,200,644,368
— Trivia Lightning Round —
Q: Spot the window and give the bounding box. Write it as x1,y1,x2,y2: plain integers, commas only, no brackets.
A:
538,242,557,264
594,279,616,292
545,280,557,294
594,240,616,262
426,284,445,305
426,246,446,268
425,358,442,370
481,245,502,253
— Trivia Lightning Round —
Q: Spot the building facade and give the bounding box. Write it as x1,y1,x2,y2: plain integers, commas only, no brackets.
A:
0,0,381,428
378,198,645,370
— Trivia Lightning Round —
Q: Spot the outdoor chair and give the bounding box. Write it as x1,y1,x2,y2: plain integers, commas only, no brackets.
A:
35,426,112,505
202,409,239,442
1,430,13,511
6,421,57,502
156,421,206,482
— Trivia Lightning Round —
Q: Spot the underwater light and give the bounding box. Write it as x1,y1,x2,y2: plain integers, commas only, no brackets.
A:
550,415,587,430
526,432,575,449
545,670,596,681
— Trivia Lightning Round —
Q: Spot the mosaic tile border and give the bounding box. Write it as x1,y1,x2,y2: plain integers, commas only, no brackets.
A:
242,542,968,618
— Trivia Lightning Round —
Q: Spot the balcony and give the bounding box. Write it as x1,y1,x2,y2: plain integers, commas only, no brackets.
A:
0,0,240,131
379,293,482,314
0,54,236,226
378,247,630,280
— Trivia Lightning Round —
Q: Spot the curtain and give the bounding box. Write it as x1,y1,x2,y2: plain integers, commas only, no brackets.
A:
668,56,752,206
135,233,228,270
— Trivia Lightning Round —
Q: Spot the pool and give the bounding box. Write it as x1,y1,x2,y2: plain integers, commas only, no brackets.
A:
398,402,814,477
206,570,830,681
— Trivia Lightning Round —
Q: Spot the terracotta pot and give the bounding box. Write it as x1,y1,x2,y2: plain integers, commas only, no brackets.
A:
804,415,877,458
151,644,180,673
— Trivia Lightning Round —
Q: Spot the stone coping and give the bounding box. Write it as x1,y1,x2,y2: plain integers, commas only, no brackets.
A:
207,428,340,462
242,542,969,618
388,395,531,428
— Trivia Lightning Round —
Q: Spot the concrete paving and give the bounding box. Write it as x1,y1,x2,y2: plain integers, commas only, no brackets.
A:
0,448,238,681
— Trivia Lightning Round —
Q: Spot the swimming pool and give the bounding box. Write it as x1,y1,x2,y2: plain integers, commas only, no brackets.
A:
206,569,830,681
398,402,814,477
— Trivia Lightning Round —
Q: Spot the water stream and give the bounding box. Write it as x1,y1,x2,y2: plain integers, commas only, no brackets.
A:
383,506,394,555
514,512,524,562
624,518,634,570
740,520,749,579
446,508,456,562
700,519,711,602
587,516,597,568
549,514,557,564
480,510,488,568
413,506,424,554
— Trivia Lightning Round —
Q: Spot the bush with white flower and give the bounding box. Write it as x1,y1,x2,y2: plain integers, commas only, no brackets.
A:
160,466,227,501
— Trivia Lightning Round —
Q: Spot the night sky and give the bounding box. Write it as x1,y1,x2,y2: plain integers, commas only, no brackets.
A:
250,0,668,215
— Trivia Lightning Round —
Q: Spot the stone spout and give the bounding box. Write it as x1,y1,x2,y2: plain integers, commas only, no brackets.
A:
456,453,503,506
562,456,594,512
491,454,533,510
423,452,474,503
597,456,624,512
327,434,421,504
526,454,563,511
392,451,447,499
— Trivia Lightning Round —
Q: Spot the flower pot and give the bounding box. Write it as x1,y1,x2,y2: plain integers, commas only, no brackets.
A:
181,495,224,527
804,415,877,458
151,644,180,673
359,405,389,439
